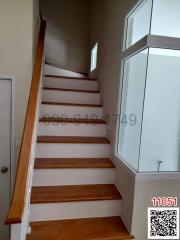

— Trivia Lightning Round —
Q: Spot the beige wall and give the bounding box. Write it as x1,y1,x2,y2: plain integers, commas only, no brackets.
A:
33,0,40,57
90,0,136,138
40,0,90,73
0,0,39,173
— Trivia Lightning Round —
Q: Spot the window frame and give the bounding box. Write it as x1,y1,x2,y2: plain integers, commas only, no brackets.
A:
115,0,180,172
124,0,153,51
90,43,98,72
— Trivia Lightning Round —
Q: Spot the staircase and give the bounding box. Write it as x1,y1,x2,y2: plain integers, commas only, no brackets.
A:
27,64,134,240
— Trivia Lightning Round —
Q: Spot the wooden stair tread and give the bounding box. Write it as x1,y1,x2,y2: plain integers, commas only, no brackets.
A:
27,217,134,240
34,158,115,169
45,75,97,81
31,184,122,204
39,117,106,124
37,136,110,144
43,87,99,93
42,101,103,107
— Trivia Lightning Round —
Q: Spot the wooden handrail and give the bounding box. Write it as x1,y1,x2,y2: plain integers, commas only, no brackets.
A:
6,20,46,224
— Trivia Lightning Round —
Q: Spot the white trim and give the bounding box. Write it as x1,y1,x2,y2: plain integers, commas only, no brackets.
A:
33,168,115,186
122,34,180,60
113,60,125,157
11,224,21,240
136,172,180,180
30,200,122,222
126,0,145,20
114,154,180,180
123,0,153,51
0,75,15,195
147,35,180,50
122,35,148,60
122,0,144,51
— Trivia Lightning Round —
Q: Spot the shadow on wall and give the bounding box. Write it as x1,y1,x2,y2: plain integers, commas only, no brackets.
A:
45,22,67,67
40,0,90,73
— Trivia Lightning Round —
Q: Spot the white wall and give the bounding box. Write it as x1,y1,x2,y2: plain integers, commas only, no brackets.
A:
90,0,180,239
132,176,180,240
0,0,39,173
90,0,139,232
40,0,90,73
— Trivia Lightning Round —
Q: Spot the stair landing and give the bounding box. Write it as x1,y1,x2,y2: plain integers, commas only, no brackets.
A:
27,217,134,240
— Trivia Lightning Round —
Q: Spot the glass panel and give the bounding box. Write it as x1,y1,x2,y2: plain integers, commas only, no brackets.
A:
126,0,152,48
139,48,180,172
117,49,149,171
151,0,180,38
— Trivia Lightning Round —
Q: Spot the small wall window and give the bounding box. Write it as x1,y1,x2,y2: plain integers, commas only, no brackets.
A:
126,0,152,49
90,43,98,72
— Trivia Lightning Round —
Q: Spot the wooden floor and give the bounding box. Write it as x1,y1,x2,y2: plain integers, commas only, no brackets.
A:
42,101,103,107
27,217,134,240
43,87,100,93
45,75,97,81
34,158,115,169
31,184,122,204
39,117,106,124
37,136,111,144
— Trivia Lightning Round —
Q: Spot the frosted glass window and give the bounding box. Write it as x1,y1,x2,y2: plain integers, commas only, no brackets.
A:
139,48,180,172
126,0,152,48
91,43,98,71
151,0,180,38
117,49,149,170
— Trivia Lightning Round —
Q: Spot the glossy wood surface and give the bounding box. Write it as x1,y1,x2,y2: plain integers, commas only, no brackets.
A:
34,158,115,169
42,101,103,107
27,217,134,240
31,184,122,204
37,136,110,144
39,117,106,124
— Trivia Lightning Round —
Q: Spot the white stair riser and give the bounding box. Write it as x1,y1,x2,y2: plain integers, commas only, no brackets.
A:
44,77,98,91
36,144,110,158
30,200,122,222
42,90,100,105
33,169,115,186
45,64,87,78
38,123,106,137
40,105,103,119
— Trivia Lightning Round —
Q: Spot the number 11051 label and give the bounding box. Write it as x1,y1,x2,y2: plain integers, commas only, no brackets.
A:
152,197,177,207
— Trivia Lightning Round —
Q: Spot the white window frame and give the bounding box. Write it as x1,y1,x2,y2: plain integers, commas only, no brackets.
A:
122,35,180,60
115,0,180,172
